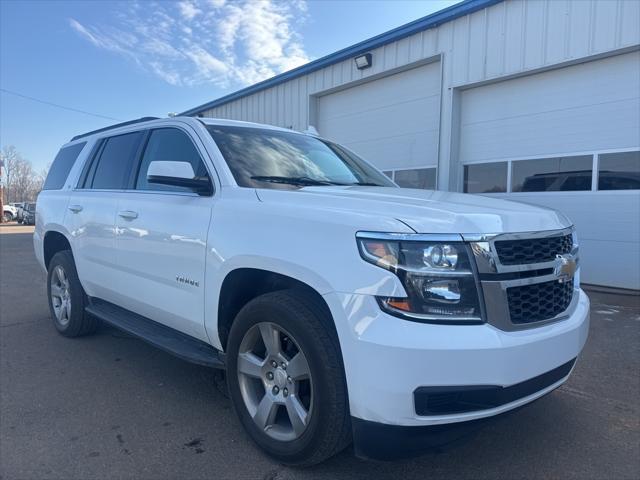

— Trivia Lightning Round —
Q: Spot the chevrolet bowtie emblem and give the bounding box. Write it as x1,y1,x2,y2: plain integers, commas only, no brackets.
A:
554,254,577,283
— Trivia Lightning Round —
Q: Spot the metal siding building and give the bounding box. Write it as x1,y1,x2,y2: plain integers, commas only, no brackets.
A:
183,0,640,289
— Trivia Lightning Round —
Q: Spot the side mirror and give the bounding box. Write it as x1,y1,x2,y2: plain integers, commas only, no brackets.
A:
147,161,212,195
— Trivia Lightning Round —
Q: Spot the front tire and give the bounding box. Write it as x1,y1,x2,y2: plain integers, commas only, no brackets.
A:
47,250,97,337
3,212,12,223
226,290,351,466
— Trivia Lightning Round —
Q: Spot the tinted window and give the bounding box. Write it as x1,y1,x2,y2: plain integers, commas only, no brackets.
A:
464,162,508,193
598,151,640,190
394,168,436,189
91,132,143,189
207,125,394,189
512,155,593,192
136,128,209,192
43,142,86,190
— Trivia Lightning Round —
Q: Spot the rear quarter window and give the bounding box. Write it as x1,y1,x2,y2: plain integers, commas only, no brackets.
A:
43,142,87,190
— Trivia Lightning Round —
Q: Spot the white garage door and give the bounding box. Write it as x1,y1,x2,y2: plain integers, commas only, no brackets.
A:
316,62,441,183
460,51,640,289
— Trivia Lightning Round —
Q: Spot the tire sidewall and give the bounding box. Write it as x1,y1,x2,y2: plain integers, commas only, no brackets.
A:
226,292,346,463
47,251,87,336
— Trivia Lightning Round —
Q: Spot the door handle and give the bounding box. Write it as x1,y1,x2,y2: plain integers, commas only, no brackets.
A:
68,204,83,213
118,210,138,220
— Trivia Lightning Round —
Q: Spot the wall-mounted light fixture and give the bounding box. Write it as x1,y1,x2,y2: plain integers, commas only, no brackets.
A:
354,53,372,70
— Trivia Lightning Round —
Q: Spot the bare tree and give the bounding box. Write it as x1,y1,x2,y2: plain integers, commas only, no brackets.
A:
1,145,20,203
1,145,47,203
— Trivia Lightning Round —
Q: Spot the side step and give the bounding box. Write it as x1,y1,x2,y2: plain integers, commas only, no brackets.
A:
86,299,225,369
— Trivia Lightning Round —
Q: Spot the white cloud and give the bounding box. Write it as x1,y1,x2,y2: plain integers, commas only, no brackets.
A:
178,1,201,20
69,0,309,88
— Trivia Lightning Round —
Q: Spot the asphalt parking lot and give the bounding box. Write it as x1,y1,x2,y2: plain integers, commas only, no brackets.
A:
1,225,639,480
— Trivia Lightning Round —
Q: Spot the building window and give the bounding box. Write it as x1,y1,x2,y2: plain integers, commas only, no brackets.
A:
511,155,593,192
598,151,640,190
463,162,508,193
394,168,436,189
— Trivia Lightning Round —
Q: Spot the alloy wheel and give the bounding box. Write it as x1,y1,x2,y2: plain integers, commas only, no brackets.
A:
50,265,72,326
236,322,313,442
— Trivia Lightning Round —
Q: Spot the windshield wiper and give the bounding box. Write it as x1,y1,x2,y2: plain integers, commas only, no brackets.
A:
251,176,383,187
349,181,382,186
250,176,341,186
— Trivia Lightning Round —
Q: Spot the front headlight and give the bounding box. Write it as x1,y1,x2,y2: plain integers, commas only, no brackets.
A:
356,233,484,323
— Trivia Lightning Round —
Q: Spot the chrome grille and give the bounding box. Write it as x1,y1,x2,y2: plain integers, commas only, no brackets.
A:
507,279,574,324
495,234,573,265
467,227,578,331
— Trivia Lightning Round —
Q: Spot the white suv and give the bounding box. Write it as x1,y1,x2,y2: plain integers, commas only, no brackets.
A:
34,116,590,465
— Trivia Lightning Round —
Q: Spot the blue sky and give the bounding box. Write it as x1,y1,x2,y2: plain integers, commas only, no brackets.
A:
0,0,459,170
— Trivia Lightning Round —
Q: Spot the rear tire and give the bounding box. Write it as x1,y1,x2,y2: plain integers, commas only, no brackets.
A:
3,212,12,223
226,290,351,466
47,250,97,337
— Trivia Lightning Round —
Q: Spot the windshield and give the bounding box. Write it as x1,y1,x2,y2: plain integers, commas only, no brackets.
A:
206,125,396,189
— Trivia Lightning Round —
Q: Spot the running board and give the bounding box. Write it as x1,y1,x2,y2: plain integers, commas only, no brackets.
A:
86,299,225,369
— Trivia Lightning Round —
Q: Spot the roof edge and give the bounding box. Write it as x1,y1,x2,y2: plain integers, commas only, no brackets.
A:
179,0,502,116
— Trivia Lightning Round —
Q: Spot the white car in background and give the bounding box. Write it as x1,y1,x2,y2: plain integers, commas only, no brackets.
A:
3,204,17,222
34,116,589,465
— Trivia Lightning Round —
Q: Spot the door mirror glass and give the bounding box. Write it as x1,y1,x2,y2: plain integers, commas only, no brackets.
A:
147,161,211,195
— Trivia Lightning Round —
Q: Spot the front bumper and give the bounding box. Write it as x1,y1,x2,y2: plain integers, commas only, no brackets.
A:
323,288,590,428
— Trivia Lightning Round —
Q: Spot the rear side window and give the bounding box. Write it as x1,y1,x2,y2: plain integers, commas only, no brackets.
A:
43,142,86,190
135,128,210,192
90,132,143,190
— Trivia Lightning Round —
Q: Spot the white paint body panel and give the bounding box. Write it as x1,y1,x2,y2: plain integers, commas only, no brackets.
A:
112,191,212,342
326,290,589,425
36,117,590,428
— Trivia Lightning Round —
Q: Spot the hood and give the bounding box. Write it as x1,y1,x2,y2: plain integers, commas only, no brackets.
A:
255,186,571,234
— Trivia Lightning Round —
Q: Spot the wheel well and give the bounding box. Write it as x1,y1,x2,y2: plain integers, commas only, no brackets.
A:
44,231,72,270
217,268,333,350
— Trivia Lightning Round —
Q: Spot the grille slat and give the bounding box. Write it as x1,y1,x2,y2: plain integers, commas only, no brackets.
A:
495,234,573,265
507,280,574,324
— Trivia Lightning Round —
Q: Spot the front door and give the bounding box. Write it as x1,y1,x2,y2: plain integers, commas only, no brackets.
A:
113,127,214,342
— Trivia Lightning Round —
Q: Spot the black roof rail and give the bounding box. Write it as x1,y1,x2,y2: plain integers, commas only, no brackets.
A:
70,117,161,142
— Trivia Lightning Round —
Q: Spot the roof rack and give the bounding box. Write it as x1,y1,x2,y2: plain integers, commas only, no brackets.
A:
70,117,161,142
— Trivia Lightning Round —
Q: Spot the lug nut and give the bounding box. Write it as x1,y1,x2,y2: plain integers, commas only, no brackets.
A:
281,362,287,370
283,388,288,397
287,376,292,383
266,372,274,380
272,386,279,395
271,360,277,368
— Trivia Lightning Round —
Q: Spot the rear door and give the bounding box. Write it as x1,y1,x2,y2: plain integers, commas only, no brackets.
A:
112,126,214,342
66,131,144,300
